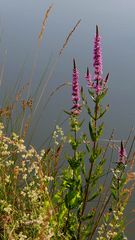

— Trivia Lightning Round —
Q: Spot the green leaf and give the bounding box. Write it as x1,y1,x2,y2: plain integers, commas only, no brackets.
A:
58,205,68,225
88,186,103,201
81,210,95,221
81,86,86,103
89,121,96,142
66,146,84,170
90,145,102,163
96,122,104,140
81,87,94,119
88,89,95,100
86,143,91,153
86,105,94,119
65,190,81,209
113,232,127,240
111,187,117,200
97,104,109,119
81,158,86,177
68,135,81,150
81,220,93,240
91,160,105,184
96,89,108,103
119,175,126,190
79,119,84,128
64,110,72,115
67,156,81,170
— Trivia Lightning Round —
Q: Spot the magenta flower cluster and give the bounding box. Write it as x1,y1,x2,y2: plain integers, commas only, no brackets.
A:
71,26,109,114
71,27,127,170
71,59,81,115
93,25,103,80
118,141,127,165
85,25,109,94
85,67,93,88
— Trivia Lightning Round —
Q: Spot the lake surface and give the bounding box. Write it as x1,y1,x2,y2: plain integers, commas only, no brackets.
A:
0,0,135,238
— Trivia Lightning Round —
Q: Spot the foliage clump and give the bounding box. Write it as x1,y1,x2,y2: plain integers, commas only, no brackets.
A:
0,26,135,240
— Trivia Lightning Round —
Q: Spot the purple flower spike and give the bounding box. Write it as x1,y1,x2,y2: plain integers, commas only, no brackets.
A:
118,141,127,165
85,67,93,87
93,25,103,81
71,59,81,115
85,26,108,95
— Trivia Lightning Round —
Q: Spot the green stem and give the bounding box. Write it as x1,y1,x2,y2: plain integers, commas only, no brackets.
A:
88,194,111,240
64,116,78,236
73,129,77,181
92,131,114,231
77,98,98,239
63,209,70,235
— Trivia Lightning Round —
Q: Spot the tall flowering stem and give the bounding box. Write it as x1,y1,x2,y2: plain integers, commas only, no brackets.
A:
77,26,110,239
62,26,129,240
63,59,83,237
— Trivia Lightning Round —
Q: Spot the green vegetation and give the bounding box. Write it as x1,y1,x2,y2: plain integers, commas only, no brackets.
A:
0,8,135,240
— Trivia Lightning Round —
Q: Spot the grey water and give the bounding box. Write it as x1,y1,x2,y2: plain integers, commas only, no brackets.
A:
0,0,135,238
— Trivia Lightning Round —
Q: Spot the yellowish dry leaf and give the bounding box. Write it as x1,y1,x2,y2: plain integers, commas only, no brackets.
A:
127,172,135,182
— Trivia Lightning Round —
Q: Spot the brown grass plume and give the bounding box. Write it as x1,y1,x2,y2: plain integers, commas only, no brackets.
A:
38,4,53,47
59,19,81,56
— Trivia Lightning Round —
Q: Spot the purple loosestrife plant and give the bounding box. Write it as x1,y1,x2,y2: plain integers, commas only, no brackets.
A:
77,26,110,239
60,59,84,238
78,27,129,240
55,26,130,240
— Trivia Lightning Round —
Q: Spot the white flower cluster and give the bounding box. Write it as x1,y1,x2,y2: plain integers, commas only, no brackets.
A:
52,125,66,146
0,122,55,239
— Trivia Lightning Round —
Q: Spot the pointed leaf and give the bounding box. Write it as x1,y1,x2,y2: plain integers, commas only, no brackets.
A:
89,121,96,142
97,104,109,119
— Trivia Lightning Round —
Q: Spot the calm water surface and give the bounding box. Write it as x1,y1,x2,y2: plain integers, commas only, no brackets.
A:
0,0,135,238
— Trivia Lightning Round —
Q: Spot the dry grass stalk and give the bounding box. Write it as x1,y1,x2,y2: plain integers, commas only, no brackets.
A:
130,152,135,170
59,19,81,56
43,82,71,111
126,152,135,182
38,4,53,47
15,81,30,102
21,99,27,111
21,98,33,112
0,104,14,118
22,116,32,138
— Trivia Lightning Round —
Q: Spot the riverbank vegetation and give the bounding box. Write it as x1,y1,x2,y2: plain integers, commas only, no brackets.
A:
0,7,135,240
